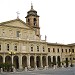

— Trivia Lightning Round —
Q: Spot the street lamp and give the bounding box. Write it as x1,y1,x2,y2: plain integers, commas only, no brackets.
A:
70,52,73,67
8,50,16,72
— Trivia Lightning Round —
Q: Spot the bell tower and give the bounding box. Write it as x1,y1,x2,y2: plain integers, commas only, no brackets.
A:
25,3,40,37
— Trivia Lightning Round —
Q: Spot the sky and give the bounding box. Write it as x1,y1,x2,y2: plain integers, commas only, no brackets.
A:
0,0,75,44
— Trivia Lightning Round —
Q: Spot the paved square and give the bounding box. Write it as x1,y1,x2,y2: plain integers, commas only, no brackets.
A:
0,67,75,75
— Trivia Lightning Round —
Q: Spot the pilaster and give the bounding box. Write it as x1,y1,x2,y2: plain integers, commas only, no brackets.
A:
27,54,30,68
19,54,22,69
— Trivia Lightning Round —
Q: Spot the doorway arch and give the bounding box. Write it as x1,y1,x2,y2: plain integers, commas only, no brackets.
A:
42,56,46,67
53,56,56,65
0,55,3,64
65,58,68,67
13,56,19,69
57,56,61,67
36,56,40,67
48,56,51,67
30,56,34,68
22,56,27,68
5,56,11,64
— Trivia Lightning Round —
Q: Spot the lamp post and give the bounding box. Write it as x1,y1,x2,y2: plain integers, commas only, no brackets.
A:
70,52,73,67
8,50,16,72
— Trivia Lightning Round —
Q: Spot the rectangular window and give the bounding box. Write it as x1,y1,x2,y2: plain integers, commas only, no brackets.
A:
14,45,17,51
7,44,9,51
37,46,39,52
65,49,67,53
53,48,55,52
69,49,70,53
43,46,45,52
57,48,59,53
17,31,20,37
31,47,33,51
62,49,63,53
48,48,50,52
72,49,74,53
0,45,1,51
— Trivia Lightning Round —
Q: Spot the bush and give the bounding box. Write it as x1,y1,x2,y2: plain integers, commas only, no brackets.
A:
0,63,13,71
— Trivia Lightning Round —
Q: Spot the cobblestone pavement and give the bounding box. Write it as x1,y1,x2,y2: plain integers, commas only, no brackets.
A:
0,67,75,75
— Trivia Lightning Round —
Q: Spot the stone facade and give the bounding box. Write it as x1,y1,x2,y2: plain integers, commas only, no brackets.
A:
0,4,75,69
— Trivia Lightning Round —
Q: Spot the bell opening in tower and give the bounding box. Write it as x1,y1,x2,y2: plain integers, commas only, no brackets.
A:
34,18,37,26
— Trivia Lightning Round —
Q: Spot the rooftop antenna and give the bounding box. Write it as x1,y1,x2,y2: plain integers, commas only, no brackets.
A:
16,11,20,19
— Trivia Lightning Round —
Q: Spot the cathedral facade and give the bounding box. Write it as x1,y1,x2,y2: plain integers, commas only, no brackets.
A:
0,4,75,69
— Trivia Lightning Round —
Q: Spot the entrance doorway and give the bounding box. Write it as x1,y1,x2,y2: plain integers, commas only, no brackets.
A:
36,56,40,67
13,56,19,69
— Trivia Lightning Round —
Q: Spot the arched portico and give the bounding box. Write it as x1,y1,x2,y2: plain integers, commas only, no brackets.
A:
53,56,56,65
36,56,41,67
5,56,11,64
30,56,34,68
0,55,3,64
13,56,19,69
65,58,68,67
22,56,27,68
57,56,61,67
48,56,51,67
42,56,46,67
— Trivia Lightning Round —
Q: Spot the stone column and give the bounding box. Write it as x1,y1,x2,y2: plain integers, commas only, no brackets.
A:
56,56,57,68
51,56,53,67
19,54,22,69
46,55,48,67
11,55,14,69
56,56,57,64
3,53,5,63
12,56,13,65
60,56,63,67
27,54,30,68
51,56,53,63
40,55,43,67
34,55,36,67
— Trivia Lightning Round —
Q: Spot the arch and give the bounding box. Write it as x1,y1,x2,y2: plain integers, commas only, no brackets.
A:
28,18,30,25
36,56,40,67
5,56,11,64
34,18,36,21
13,56,19,69
65,58,68,67
53,56,56,65
48,56,51,67
57,56,61,67
34,18,37,26
30,56,34,68
0,55,3,64
28,18,30,22
42,56,46,67
22,56,27,68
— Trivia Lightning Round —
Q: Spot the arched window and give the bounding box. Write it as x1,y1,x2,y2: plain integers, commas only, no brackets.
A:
7,44,9,51
43,46,45,52
31,47,33,51
27,18,30,25
37,46,39,52
28,18,30,22
34,18,36,26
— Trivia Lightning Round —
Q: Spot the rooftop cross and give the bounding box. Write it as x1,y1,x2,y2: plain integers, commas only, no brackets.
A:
16,11,20,19
31,2,33,9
